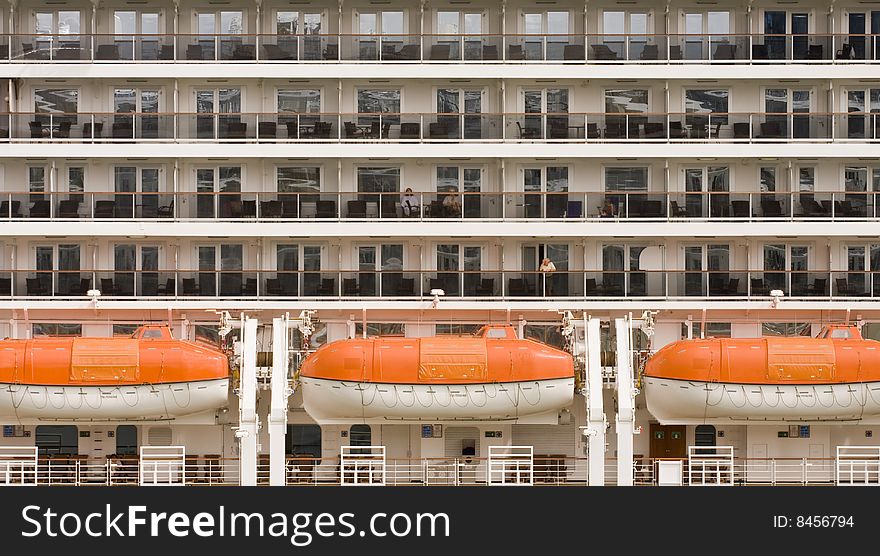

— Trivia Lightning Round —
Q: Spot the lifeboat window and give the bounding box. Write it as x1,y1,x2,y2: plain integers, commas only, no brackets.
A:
349,425,372,454
436,323,481,335
695,425,717,449
142,329,166,339
35,425,79,456
286,425,322,459
485,328,512,339
115,425,138,456
830,329,852,339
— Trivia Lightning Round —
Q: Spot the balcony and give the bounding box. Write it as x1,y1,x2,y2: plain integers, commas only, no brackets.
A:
0,112,880,143
1,191,877,222
3,33,880,64
3,112,879,144
0,269,874,301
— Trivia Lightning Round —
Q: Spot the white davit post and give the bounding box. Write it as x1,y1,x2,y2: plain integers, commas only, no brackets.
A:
584,315,606,486
615,317,635,486
237,316,259,486
269,315,290,486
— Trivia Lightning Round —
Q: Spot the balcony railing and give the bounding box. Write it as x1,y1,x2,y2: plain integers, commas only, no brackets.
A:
2,191,879,222
3,33,880,63
4,112,877,143
0,269,876,300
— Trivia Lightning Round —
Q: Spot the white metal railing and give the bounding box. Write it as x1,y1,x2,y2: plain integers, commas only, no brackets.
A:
0,446,37,485
488,446,534,486
836,446,880,486
140,446,186,486
340,445,386,486
688,446,735,486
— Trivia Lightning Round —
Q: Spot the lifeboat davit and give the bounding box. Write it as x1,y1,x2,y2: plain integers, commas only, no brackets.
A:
299,325,575,424
0,325,229,421
644,325,880,424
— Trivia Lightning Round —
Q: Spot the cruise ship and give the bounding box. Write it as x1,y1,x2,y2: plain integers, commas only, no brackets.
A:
1,0,880,487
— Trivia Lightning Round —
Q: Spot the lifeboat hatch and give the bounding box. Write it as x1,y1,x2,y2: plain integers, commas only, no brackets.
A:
766,340,836,382
418,337,488,381
70,339,140,383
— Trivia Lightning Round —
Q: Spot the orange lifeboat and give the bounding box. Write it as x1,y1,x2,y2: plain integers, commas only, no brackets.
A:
0,325,230,421
644,325,880,424
299,325,575,424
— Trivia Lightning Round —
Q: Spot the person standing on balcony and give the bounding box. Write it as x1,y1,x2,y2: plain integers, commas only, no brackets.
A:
402,187,420,217
539,257,556,296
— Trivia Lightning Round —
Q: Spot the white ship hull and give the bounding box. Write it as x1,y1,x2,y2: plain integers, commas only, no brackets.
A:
644,376,880,424
300,377,575,424
0,379,230,421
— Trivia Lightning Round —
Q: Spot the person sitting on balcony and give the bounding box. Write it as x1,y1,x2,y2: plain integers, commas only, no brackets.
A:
442,193,462,217
599,200,617,218
402,187,420,217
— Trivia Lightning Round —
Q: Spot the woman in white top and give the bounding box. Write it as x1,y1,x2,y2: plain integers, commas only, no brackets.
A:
402,187,420,217
539,257,556,296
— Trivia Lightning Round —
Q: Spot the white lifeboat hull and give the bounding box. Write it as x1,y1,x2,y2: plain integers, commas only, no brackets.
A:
0,378,229,421
300,377,575,424
644,376,880,424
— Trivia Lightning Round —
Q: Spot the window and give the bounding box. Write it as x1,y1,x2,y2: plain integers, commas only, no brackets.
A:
286,424,322,457
33,323,82,336
115,425,138,456
436,323,482,335
277,89,321,126
355,323,405,336
436,11,483,59
524,324,565,348
113,324,139,336
685,89,729,125
34,244,81,296
605,89,648,114
195,166,242,219
762,323,812,337
522,166,569,218
195,11,244,59
681,322,732,339
349,424,372,447
33,88,78,126
357,89,401,126
35,425,78,455
604,167,648,191
601,11,650,59
194,325,221,345
695,425,717,447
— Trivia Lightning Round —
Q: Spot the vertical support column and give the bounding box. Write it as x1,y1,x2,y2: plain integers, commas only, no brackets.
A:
584,316,605,486
269,315,290,486
238,316,259,486
614,317,634,486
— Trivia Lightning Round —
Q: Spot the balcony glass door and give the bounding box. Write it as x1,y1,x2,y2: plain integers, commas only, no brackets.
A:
34,11,81,56
114,244,159,295
436,88,483,139
522,166,568,218
523,244,568,296
276,244,299,296
357,167,400,218
847,12,880,60
358,11,404,60
196,166,242,219
35,244,80,295
276,11,322,60
436,11,483,60
114,88,160,139
196,11,243,60
846,88,880,139
113,11,160,60
195,88,241,139
436,166,482,218
522,88,568,139
763,11,807,60
522,11,569,60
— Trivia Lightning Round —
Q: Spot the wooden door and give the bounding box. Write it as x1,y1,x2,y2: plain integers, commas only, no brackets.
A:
650,424,687,459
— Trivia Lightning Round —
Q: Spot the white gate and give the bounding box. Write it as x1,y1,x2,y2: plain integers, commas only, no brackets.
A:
140,446,186,486
688,446,734,486
340,445,385,486
0,447,38,485
836,446,880,485
488,446,533,486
